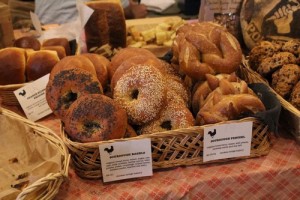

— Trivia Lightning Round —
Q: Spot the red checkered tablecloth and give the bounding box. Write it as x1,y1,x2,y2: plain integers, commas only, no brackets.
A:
4,106,300,200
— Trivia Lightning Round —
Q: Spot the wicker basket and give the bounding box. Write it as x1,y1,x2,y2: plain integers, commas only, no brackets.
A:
62,117,271,179
0,83,26,106
0,107,70,200
238,58,300,141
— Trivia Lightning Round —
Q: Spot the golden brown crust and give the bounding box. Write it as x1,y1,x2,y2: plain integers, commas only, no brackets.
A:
0,47,26,84
49,55,97,80
42,38,71,55
41,45,66,59
196,93,266,125
26,50,60,81
46,68,103,121
124,124,138,138
13,36,41,51
65,94,127,143
110,55,166,92
108,47,156,80
172,22,242,81
81,53,109,88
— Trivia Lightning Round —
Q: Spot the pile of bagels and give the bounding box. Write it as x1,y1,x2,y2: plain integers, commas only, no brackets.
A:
43,21,267,143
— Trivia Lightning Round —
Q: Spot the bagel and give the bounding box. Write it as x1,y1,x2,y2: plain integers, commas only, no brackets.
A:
65,94,127,143
46,68,103,121
113,65,166,125
108,47,156,80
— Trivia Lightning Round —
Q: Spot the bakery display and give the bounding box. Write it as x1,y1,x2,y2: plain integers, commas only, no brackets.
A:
248,39,300,110
0,47,26,84
84,0,126,51
26,50,60,81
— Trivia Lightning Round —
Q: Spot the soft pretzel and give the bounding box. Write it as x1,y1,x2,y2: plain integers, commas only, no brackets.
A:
172,22,242,81
196,93,266,125
192,73,239,115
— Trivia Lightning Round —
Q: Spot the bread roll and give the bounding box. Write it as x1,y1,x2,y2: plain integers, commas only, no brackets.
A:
13,36,41,51
26,50,60,81
41,45,66,59
84,0,126,51
42,38,71,55
0,47,26,84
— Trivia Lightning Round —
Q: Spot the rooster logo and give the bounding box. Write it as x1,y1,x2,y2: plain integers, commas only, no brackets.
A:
104,146,114,155
208,129,217,138
19,89,26,97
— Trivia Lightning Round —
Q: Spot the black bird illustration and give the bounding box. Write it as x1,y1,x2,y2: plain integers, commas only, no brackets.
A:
208,129,217,138
104,146,114,154
19,89,26,96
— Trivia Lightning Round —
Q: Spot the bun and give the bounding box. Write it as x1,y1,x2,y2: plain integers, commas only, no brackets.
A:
13,36,41,51
0,47,26,84
84,0,126,51
172,22,242,80
26,50,60,81
41,45,66,59
42,38,71,56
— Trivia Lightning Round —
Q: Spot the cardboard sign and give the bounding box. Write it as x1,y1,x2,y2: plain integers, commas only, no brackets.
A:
99,139,153,183
203,121,253,162
14,74,52,121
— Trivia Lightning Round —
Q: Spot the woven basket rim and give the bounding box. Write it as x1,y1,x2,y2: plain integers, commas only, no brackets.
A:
1,107,70,200
240,58,300,116
62,117,263,147
0,83,26,90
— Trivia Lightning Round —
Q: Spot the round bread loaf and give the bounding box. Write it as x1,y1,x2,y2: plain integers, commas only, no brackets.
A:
65,94,127,143
13,36,41,51
42,37,71,55
0,47,26,84
26,50,60,81
41,45,66,59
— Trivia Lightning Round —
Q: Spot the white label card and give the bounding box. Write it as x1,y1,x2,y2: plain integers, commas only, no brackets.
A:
203,121,253,162
99,139,153,183
14,74,52,122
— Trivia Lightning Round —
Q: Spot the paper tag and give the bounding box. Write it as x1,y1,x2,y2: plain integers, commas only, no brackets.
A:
14,74,52,121
203,121,253,162
99,139,153,183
